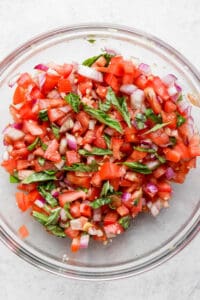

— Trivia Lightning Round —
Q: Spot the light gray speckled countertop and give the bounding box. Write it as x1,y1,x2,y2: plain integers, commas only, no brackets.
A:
0,1,200,299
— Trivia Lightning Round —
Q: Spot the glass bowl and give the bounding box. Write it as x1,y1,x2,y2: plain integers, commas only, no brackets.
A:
0,24,199,280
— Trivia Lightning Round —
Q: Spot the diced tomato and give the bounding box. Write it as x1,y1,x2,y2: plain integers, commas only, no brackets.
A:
23,120,44,136
161,111,177,129
99,162,123,180
122,60,134,74
88,187,100,201
91,172,102,187
42,74,60,94
65,227,80,239
164,148,181,162
93,125,107,149
164,100,177,113
175,142,190,160
66,150,80,166
76,111,90,131
189,134,200,157
13,86,27,105
117,205,129,216
104,73,120,92
104,223,124,237
48,108,65,122
124,127,138,143
17,73,33,88
111,137,123,160
38,98,65,110
44,139,61,162
17,160,32,170
71,236,80,252
153,165,166,178
78,80,93,95
58,190,86,207
145,88,162,114
26,190,41,204
18,225,29,239
1,159,17,173
110,178,120,191
103,211,118,225
70,201,81,218
80,203,92,218
135,75,148,89
96,85,107,99
131,197,142,214
30,86,44,100
122,73,134,84
120,142,132,154
52,63,73,77
149,76,169,100
108,56,124,76
19,102,37,120
149,129,170,147
67,172,90,188
16,192,30,212
157,181,172,193
11,148,29,159
82,130,96,145
130,150,147,161
57,78,72,93
17,183,37,192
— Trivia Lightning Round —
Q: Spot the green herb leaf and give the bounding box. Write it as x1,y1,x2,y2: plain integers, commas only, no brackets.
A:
177,94,183,102
90,197,111,209
144,122,170,134
63,203,73,220
100,181,114,197
27,137,40,151
79,147,112,156
133,146,155,153
43,170,56,175
106,88,131,127
32,211,49,225
22,172,56,184
87,39,96,44
51,124,60,139
133,198,139,206
118,215,131,229
83,105,123,133
39,110,49,121
123,162,152,174
10,174,20,183
169,136,177,146
41,143,48,151
63,161,99,172
82,54,102,67
177,114,186,127
154,153,166,163
38,157,45,166
135,113,147,129
98,98,112,112
37,185,58,207
46,225,66,237
145,108,162,124
64,93,81,113
104,134,111,149
45,207,61,226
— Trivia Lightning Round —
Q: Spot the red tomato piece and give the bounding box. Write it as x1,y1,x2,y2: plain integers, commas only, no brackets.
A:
18,225,29,239
66,151,80,166
111,137,123,160
117,205,129,216
58,190,86,207
103,211,119,225
44,139,61,162
71,237,80,252
65,227,80,239
80,203,92,218
57,78,72,93
67,172,90,188
13,86,27,104
164,100,177,113
99,162,123,180
70,201,81,218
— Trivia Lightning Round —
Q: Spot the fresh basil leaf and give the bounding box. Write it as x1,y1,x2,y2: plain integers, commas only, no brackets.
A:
177,114,186,127
83,105,123,133
78,147,112,156
103,53,114,66
63,203,73,220
63,161,99,172
45,208,61,226
22,172,57,184
154,153,166,163
100,181,114,197
39,110,48,121
145,108,162,123
169,136,177,146
41,143,48,151
46,225,66,237
38,157,45,166
144,122,170,134
82,54,102,67
104,134,111,149
135,113,147,129
32,211,49,225
10,172,20,183
39,181,56,192
27,137,40,151
98,98,111,112
90,197,111,209
133,146,155,153
64,93,81,113
37,185,58,207
106,88,131,127
51,124,60,139
123,162,152,174
87,39,96,44
177,94,183,102
133,198,139,206
119,215,131,229
43,170,56,175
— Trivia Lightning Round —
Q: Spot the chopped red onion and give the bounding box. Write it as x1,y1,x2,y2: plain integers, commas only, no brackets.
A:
88,120,96,130
104,47,118,56
59,137,67,154
104,127,115,136
162,74,177,86
145,183,158,197
138,63,151,75
34,64,48,72
12,123,23,130
60,208,67,222
150,204,160,217
8,73,20,88
130,89,145,109
51,190,59,197
80,234,90,249
120,84,137,95
60,118,74,133
18,170,34,181
34,199,45,208
78,65,103,82
70,219,83,230
146,160,160,170
122,192,131,203
66,133,77,150
93,208,102,222
165,167,175,180
5,127,25,141
47,89,60,99
2,150,9,161
168,85,178,96
38,73,46,89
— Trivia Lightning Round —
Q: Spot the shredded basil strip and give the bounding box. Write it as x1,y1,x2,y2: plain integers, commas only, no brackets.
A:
41,142,48,151
177,114,186,127
104,134,111,149
100,181,114,197
27,137,40,151
90,197,111,209
39,110,49,121
64,93,81,113
22,171,56,184
38,157,45,166
10,174,20,183
119,215,131,229
37,185,58,207
106,88,131,127
123,162,152,174
79,147,112,156
46,225,66,237
133,146,155,153
63,161,98,172
135,113,147,129
144,122,170,134
32,211,49,225
63,203,73,220
51,124,60,139
83,105,123,133
45,208,61,226
145,108,162,124
169,136,177,146
82,53,113,67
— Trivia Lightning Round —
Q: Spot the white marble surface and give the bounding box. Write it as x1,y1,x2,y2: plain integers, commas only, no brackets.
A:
0,0,200,299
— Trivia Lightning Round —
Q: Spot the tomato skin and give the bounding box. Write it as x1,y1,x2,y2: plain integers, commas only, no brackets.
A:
42,74,60,94
164,101,177,113
161,111,177,129
99,162,123,180
111,137,123,160
130,150,147,161
57,78,72,93
65,227,80,239
80,203,92,218
66,151,80,166
163,148,181,162
70,201,81,218
135,75,148,89
13,86,27,104
71,237,80,252
67,172,90,188
44,139,61,162
103,211,118,225
117,205,129,216
104,73,120,91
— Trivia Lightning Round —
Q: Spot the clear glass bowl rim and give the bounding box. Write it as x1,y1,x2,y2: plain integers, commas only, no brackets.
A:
0,23,199,281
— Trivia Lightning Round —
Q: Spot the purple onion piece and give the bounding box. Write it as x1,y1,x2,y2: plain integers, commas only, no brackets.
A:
34,64,49,72
165,167,175,180
138,63,151,75
145,183,158,196
122,192,131,202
